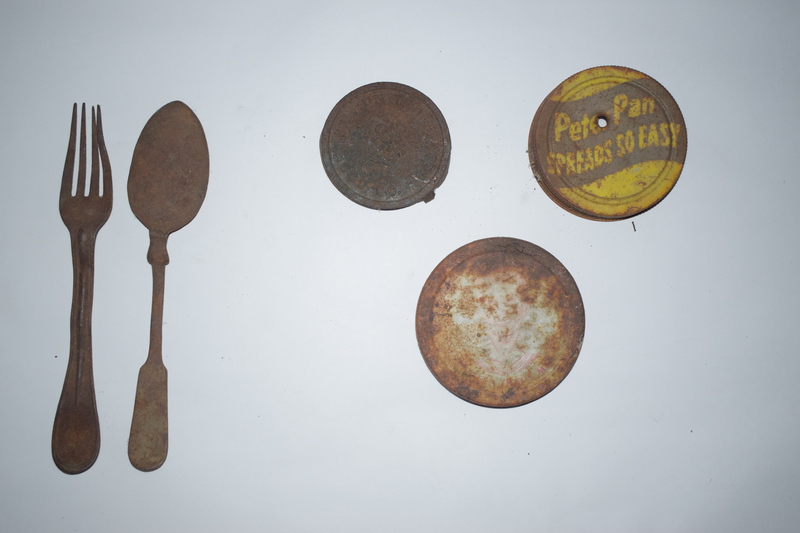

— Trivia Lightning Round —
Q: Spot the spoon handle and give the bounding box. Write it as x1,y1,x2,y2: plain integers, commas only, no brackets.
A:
52,230,101,474
128,234,169,471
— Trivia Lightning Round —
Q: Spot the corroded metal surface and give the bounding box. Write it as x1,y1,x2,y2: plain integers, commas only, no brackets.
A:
529,66,687,220
416,238,584,408
320,82,451,210
127,101,208,471
52,103,112,474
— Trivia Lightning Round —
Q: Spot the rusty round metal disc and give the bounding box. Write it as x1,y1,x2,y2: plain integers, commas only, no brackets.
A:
320,82,451,210
529,66,687,220
416,238,585,408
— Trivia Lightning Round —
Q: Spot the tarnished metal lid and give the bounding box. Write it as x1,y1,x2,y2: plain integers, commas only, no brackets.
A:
529,66,687,220
320,82,451,210
416,238,585,408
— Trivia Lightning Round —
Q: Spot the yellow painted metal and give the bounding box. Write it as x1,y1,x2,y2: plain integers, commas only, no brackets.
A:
548,66,646,103
558,160,684,215
529,66,687,220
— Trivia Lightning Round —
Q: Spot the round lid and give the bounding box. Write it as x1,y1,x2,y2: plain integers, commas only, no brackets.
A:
416,238,585,408
320,82,451,210
529,66,687,220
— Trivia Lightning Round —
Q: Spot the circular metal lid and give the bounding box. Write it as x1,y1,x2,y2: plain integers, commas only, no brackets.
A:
529,66,687,220
320,82,451,210
416,238,585,408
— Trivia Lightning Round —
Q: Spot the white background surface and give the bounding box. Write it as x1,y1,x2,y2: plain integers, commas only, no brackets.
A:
1,0,799,531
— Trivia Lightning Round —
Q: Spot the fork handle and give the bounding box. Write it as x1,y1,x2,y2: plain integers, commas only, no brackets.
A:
52,228,101,474
128,233,169,471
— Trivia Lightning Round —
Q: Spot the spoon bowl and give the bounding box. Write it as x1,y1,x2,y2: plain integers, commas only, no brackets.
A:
128,101,208,236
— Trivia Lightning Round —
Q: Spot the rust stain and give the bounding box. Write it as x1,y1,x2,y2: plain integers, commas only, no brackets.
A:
416,238,585,408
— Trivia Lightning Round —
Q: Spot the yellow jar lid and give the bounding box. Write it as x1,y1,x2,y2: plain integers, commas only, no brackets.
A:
529,66,687,220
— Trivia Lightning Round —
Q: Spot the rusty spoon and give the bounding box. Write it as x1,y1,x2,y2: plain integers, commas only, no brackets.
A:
127,101,208,471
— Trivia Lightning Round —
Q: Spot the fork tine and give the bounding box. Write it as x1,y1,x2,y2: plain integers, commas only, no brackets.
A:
76,103,87,197
60,103,77,201
89,106,100,197
95,105,112,200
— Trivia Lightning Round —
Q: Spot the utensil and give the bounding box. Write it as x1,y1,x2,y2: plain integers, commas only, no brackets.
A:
127,101,208,471
52,103,112,474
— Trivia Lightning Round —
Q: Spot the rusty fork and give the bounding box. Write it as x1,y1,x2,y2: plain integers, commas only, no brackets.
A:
52,103,112,474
